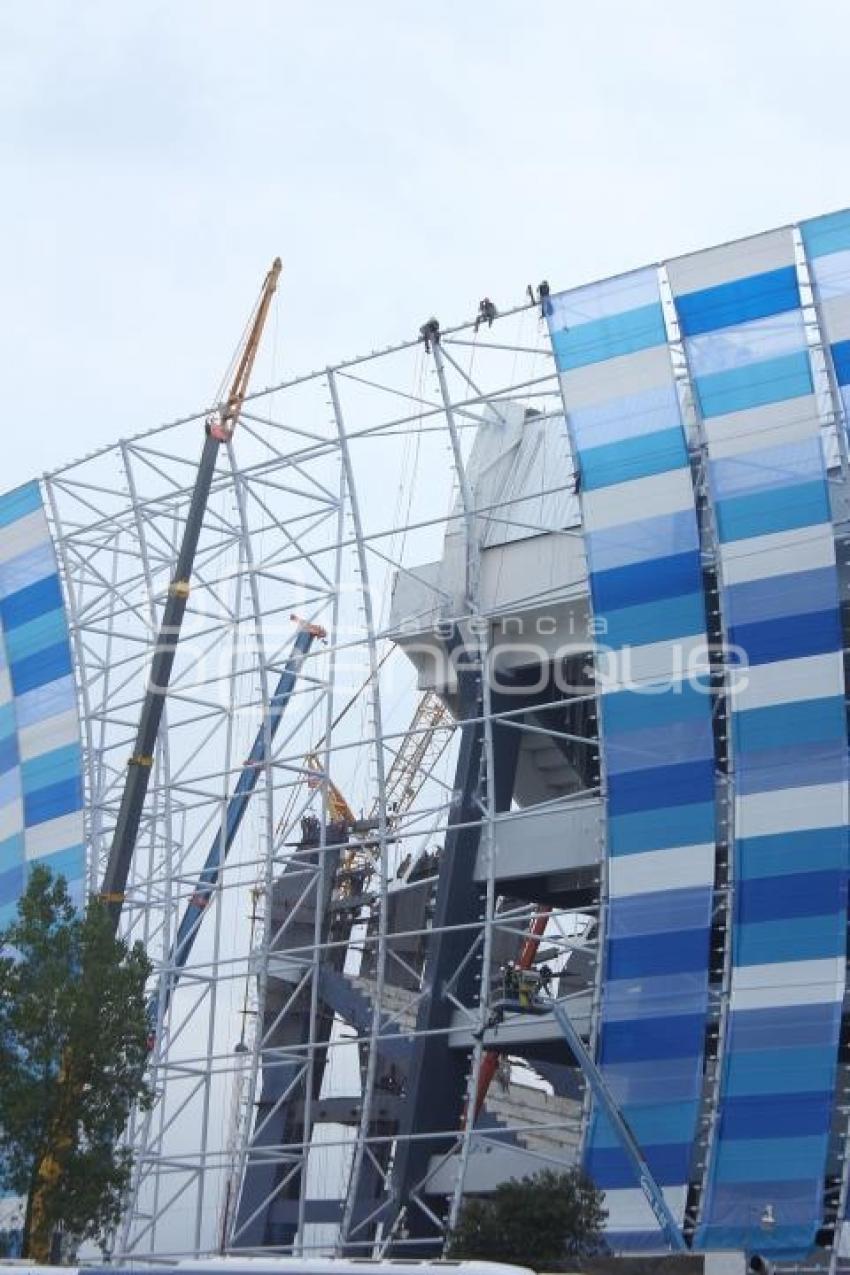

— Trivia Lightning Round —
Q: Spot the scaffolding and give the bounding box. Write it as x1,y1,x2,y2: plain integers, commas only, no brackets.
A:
44,296,601,1259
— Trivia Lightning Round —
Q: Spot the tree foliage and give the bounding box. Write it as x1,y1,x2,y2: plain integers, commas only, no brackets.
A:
0,867,152,1258
447,1167,607,1269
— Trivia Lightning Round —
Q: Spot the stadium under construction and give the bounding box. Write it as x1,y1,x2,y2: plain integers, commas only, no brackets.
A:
2,209,850,1265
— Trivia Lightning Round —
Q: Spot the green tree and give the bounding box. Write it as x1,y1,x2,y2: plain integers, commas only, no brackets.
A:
0,867,152,1260
447,1167,607,1269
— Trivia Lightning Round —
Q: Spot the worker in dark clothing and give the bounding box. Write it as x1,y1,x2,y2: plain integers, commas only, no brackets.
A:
538,279,552,318
526,281,553,319
539,964,554,996
474,297,497,333
419,317,441,353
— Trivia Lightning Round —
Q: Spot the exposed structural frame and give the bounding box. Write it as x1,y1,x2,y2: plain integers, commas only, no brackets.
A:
39,211,850,1264
44,293,592,1259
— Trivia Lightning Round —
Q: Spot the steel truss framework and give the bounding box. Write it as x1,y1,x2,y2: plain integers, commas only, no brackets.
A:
45,298,601,1258
46,247,850,1261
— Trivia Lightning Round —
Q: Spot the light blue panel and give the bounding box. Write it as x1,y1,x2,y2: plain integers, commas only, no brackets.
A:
695,350,812,418
21,743,82,796
725,567,838,626
602,970,710,1021
736,741,847,795
5,607,68,664
35,843,86,882
687,308,806,378
0,901,19,929
735,697,846,752
570,382,681,450
603,678,712,734
0,703,15,742
0,482,42,529
0,767,21,809
711,435,825,500
585,509,699,574
735,914,845,966
715,478,829,542
598,589,706,649
728,1002,840,1052
0,831,24,873
606,718,714,775
603,1055,705,1106
809,251,850,302
580,427,687,490
0,867,23,912
0,732,18,775
552,303,667,372
726,1047,837,1097
800,208,850,259
707,1177,829,1226
714,1135,828,1183
609,801,716,857
15,674,76,728
700,1222,820,1257
738,827,848,880
549,266,662,327
608,886,713,938
0,542,56,599
592,1100,698,1149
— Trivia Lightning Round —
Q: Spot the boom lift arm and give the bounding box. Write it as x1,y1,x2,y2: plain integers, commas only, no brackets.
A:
100,258,282,931
547,995,687,1253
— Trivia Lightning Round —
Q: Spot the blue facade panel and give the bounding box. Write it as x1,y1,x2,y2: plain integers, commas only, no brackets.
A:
542,218,850,1257
0,481,85,932
549,266,716,1246
669,223,849,1259
676,266,802,336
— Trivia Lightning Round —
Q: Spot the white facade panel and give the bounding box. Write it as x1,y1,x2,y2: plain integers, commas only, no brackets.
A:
667,227,795,294
703,394,819,459
582,467,693,533
720,524,835,586
559,344,674,411
736,782,847,838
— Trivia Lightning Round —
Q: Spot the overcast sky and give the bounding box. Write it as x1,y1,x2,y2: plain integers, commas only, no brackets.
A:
2,0,849,488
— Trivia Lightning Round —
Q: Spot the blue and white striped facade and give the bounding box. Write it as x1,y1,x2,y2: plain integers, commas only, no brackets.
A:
548,217,850,1258
0,481,85,930
803,209,850,429
549,268,717,1247
668,227,848,1255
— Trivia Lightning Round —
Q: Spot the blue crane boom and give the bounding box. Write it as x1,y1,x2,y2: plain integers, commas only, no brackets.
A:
148,617,326,1031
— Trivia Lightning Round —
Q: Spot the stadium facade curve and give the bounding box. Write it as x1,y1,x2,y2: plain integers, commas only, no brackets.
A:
2,210,849,1263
